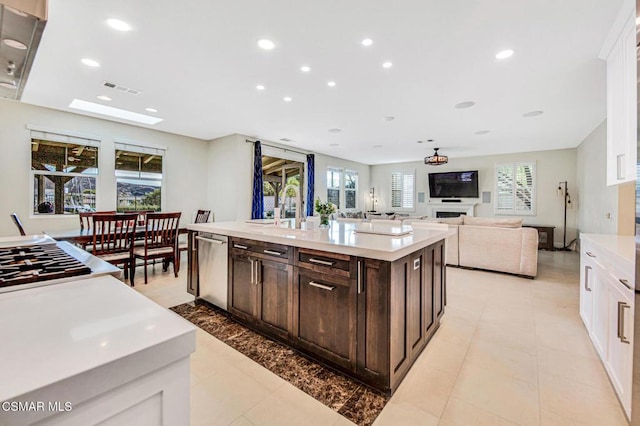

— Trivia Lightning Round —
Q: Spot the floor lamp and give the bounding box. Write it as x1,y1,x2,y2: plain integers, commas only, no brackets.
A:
557,181,572,250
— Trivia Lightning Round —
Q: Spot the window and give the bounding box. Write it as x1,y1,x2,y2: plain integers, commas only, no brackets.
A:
495,162,536,215
31,137,99,215
115,142,165,212
327,168,341,209
326,168,359,210
344,170,358,209
391,170,415,210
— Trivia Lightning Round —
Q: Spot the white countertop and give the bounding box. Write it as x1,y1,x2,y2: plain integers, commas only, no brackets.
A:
580,233,636,265
0,275,196,402
188,220,455,261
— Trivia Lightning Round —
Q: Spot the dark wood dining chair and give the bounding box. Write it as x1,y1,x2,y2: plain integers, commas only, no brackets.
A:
79,211,117,229
91,213,138,286
134,212,181,284
10,213,26,236
177,210,212,268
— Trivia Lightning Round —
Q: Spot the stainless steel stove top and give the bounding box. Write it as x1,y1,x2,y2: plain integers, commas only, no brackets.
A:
0,235,121,293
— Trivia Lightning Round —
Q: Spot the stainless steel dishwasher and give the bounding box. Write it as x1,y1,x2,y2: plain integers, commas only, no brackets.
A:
195,232,228,310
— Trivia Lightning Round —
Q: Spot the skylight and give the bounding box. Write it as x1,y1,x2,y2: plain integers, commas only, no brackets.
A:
68,99,163,125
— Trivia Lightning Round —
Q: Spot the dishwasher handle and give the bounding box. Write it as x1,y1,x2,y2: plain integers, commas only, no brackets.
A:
196,235,227,245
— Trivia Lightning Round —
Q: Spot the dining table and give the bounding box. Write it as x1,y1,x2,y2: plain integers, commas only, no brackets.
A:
45,226,189,246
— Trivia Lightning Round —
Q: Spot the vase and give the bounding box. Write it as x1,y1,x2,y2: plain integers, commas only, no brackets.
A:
319,214,330,228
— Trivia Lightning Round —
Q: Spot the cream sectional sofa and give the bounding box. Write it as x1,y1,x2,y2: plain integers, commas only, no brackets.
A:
406,216,538,278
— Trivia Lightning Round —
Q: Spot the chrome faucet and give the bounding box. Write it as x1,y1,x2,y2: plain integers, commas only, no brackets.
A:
279,184,304,229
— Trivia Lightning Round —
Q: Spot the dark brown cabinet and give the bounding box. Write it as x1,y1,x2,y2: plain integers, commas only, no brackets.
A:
296,269,356,369
226,237,447,395
228,238,292,338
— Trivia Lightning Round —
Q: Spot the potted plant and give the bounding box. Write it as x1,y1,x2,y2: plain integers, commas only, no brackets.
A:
314,198,336,228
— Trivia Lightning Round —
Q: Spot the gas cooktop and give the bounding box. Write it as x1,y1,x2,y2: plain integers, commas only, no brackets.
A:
0,243,91,288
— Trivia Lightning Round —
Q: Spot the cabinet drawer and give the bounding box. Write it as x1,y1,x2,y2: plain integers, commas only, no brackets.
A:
296,248,352,277
230,237,292,263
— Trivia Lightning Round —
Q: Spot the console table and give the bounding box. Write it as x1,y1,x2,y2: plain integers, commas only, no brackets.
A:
523,225,555,250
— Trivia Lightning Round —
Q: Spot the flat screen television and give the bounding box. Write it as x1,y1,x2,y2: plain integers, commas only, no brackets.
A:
428,170,479,198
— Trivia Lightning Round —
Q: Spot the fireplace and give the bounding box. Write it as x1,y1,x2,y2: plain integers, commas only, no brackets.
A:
436,212,465,218
427,202,477,218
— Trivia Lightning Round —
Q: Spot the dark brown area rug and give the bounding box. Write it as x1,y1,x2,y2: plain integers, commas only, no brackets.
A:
171,301,390,426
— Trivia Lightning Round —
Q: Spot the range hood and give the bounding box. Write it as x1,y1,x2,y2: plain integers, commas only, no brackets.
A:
0,0,47,100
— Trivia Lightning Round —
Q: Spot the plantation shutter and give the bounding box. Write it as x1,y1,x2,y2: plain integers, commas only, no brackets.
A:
391,171,415,210
494,162,536,215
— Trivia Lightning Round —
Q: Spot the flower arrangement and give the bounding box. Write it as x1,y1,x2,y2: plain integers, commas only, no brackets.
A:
314,198,337,215
314,198,336,227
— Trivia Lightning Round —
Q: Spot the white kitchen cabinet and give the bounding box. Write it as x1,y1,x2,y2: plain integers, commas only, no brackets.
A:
579,245,596,329
591,266,609,359
601,2,637,186
579,234,635,419
607,277,633,417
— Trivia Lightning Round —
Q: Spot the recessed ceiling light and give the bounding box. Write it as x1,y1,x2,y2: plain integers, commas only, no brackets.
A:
69,99,163,125
258,39,275,50
382,61,393,68
81,58,100,67
280,138,293,142
328,128,341,133
455,101,475,109
384,116,395,121
145,107,158,113
329,143,340,147
475,130,491,135
300,65,311,72
106,18,131,32
2,38,27,50
256,84,265,90
417,140,424,144
495,49,514,60
283,97,292,102
427,139,435,143
96,95,112,101
372,145,383,148
0,81,17,90
361,38,373,46
523,110,544,118
327,81,336,87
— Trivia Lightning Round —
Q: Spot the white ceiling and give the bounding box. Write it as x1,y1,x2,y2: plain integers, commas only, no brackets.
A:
21,0,623,165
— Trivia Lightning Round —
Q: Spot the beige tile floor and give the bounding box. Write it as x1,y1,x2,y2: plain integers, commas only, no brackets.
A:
132,251,628,426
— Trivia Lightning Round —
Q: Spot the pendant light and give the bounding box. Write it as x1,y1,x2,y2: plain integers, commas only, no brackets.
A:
424,148,448,165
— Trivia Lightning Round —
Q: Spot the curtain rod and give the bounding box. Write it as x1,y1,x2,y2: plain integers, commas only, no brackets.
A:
245,139,310,157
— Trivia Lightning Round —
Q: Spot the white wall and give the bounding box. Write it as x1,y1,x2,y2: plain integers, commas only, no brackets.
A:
576,120,618,234
370,148,578,248
0,99,209,237
206,134,371,220
206,134,253,221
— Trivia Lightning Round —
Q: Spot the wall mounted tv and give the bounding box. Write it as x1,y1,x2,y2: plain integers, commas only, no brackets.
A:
428,170,479,198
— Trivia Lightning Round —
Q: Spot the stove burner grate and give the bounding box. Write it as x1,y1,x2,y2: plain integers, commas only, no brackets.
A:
0,244,91,287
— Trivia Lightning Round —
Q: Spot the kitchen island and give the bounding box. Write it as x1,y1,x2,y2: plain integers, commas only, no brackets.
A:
187,220,453,393
0,275,196,425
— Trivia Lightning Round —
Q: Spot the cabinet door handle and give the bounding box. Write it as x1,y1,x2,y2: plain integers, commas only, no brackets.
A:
618,301,631,344
234,244,248,250
584,265,592,292
309,258,334,266
585,252,596,258
618,279,632,290
250,259,254,284
357,260,363,294
413,258,421,270
309,281,335,291
255,260,261,285
264,249,283,256
617,154,625,180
